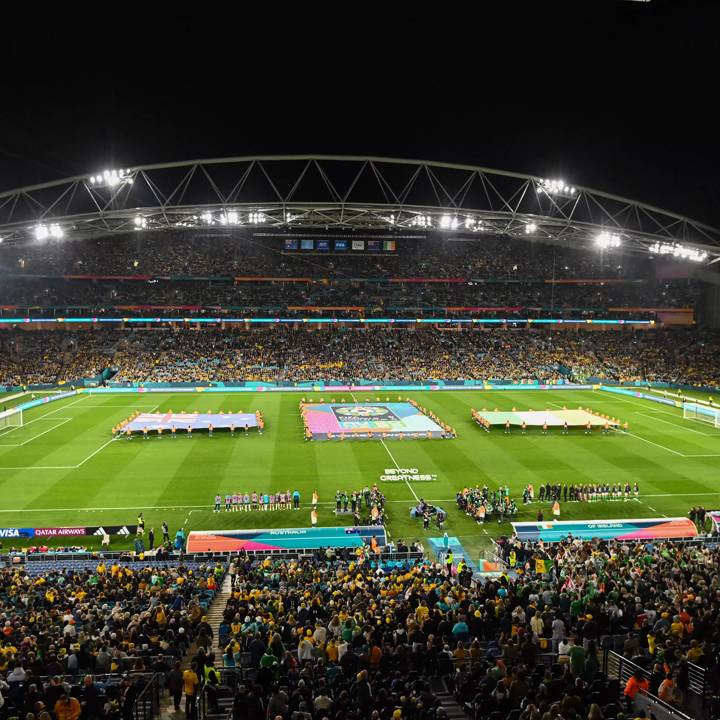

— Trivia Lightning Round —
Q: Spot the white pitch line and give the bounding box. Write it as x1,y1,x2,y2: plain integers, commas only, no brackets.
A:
640,501,668,518
349,391,420,502
0,492,718,515
73,438,118,468
634,412,715,436
0,418,73,447
598,391,696,423
623,430,685,456
379,437,420,502
0,394,89,438
0,415,72,439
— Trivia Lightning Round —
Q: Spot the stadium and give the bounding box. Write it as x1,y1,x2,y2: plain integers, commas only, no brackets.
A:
0,152,719,720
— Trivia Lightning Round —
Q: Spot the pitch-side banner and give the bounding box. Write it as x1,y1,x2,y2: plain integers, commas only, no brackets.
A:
512,517,698,544
0,525,138,539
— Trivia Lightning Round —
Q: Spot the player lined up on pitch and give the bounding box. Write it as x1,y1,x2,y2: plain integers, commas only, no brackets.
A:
213,489,302,512
456,485,518,523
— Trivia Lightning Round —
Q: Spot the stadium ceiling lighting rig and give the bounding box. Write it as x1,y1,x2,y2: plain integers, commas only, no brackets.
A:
649,241,708,263
439,214,458,230
219,210,241,225
248,211,266,224
525,223,537,234
410,214,432,228
537,178,577,198
34,223,64,240
134,216,148,230
595,232,621,249
89,169,133,188
0,156,718,261
464,217,486,232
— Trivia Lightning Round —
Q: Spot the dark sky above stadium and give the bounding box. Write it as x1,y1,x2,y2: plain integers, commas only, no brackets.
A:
1,1,716,224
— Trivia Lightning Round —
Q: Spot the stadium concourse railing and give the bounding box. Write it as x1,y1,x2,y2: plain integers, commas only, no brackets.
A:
603,650,705,720
5,672,163,720
6,548,425,567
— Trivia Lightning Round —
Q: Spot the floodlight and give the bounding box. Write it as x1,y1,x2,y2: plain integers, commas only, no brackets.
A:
525,223,537,234
538,178,576,198
649,241,708,263
90,168,133,188
134,216,147,229
201,212,213,224
595,232,621,249
439,215,458,230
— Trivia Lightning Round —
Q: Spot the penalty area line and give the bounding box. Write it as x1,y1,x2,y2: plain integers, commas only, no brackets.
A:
0,418,73,447
634,412,715,436
623,430,684,456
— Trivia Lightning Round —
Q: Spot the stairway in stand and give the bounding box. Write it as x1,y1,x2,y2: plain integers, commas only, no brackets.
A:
433,678,467,719
208,573,233,664
157,574,234,720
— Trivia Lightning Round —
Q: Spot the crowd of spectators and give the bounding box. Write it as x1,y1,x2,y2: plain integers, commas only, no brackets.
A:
0,276,701,318
0,234,653,280
2,327,720,388
0,233,705,319
0,332,115,387
205,538,720,720
0,560,224,718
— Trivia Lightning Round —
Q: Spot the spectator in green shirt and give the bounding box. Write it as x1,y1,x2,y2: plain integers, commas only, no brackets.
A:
569,642,586,677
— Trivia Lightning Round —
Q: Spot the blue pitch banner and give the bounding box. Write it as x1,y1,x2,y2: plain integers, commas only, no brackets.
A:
187,525,387,552
512,517,698,543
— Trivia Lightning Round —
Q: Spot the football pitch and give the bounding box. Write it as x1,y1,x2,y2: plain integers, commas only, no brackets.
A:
0,388,718,562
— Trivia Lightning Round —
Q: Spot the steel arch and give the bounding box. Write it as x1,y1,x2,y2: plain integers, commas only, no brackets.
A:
0,155,717,261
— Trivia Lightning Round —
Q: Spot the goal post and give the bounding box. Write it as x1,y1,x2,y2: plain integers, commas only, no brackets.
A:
0,407,23,431
683,402,720,428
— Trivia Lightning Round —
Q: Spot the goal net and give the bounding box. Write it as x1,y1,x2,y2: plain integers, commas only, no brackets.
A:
0,407,23,431
683,402,720,428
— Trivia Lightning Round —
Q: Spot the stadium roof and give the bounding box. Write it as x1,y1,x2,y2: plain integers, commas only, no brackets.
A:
0,155,718,263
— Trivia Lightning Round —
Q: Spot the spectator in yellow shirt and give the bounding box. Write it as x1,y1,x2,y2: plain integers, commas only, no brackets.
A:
54,693,82,720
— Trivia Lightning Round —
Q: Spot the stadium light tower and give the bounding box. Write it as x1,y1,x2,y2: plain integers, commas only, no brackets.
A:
89,168,134,188
537,178,577,199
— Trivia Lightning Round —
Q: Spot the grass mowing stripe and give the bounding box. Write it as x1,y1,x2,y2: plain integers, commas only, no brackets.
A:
0,418,73,447
349,391,419,502
634,412,715,436
3,388,719,561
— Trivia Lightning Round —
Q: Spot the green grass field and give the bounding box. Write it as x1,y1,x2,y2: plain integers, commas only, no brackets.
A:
0,388,718,563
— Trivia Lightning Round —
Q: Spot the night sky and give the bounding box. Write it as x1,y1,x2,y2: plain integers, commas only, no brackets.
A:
1,1,716,224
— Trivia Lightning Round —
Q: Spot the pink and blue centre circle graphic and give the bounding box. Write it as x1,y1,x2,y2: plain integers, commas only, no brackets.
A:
336,406,390,418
